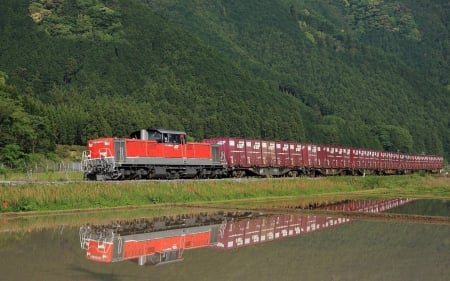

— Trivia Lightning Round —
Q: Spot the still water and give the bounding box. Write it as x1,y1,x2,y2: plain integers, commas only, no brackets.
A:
1,199,449,281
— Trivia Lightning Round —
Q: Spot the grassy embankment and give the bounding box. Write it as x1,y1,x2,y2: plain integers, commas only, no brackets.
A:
0,174,449,213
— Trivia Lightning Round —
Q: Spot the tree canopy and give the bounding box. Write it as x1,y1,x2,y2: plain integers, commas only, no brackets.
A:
0,0,448,165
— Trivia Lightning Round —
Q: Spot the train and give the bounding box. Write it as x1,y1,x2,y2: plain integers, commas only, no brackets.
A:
79,199,413,266
81,128,444,180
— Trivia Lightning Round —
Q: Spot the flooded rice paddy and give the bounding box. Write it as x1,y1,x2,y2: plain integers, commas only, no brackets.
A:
0,199,449,281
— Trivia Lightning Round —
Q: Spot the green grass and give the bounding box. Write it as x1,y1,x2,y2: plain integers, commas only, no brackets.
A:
0,171,83,182
0,175,449,213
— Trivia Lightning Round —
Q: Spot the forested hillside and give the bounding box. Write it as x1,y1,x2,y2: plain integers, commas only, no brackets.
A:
0,0,448,168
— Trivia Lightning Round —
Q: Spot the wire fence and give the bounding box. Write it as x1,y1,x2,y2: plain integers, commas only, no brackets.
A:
0,162,84,182
0,162,82,173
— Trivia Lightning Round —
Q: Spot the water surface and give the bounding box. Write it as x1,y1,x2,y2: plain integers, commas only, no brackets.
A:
0,199,449,281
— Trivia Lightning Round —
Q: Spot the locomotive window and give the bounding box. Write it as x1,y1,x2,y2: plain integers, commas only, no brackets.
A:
148,131,162,142
146,130,184,144
169,134,181,144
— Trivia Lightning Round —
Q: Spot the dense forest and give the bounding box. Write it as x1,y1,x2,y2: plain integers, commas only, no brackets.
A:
0,0,448,169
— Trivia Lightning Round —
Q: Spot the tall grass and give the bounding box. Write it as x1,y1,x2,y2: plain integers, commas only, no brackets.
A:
0,175,449,213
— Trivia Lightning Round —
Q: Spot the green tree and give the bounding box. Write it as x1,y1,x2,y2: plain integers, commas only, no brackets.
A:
372,125,413,153
0,144,27,169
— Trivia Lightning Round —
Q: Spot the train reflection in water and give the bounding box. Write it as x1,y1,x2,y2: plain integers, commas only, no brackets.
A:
79,199,413,266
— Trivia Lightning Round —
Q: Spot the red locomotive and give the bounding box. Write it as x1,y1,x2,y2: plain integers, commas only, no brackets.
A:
82,129,225,180
79,199,413,266
81,128,444,180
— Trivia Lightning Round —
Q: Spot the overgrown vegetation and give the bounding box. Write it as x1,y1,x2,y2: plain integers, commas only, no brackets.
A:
0,175,448,213
0,0,448,167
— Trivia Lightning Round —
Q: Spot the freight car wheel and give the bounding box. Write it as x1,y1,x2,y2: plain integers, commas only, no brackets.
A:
286,171,297,177
231,170,246,178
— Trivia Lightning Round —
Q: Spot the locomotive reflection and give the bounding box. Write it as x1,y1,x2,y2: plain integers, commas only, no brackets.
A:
80,199,412,266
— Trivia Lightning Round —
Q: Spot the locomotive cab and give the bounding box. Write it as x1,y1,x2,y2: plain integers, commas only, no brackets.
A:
130,129,186,144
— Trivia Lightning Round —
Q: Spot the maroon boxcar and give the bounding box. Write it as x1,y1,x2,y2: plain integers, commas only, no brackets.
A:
203,136,444,177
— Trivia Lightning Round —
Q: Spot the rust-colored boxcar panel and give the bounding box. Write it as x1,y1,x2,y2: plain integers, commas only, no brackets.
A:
203,137,247,167
322,146,350,168
275,141,289,166
251,140,264,166
289,143,304,167
244,139,259,167
260,141,270,166
202,138,443,172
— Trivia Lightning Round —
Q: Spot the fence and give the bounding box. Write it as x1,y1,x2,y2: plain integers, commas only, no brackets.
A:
0,162,84,182
0,162,82,173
